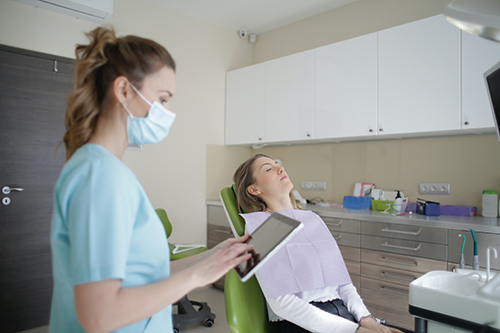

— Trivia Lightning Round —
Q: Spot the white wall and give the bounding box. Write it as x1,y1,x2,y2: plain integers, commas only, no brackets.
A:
0,0,254,244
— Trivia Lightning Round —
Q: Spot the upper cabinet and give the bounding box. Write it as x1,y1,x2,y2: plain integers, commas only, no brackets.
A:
315,33,378,139
225,15,498,146
225,63,266,145
462,32,500,130
377,15,461,135
265,50,315,143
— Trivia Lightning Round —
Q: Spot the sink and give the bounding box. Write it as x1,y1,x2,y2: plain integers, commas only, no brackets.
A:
409,270,500,329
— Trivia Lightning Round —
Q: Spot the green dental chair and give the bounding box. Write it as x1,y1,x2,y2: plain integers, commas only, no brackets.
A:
155,208,216,333
219,186,279,333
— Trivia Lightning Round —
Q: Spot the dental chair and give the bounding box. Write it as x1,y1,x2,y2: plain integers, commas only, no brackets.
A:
155,208,216,333
219,186,279,333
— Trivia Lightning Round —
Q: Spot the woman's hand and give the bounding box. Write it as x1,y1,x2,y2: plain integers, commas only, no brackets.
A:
191,234,253,287
357,316,404,333
211,233,251,252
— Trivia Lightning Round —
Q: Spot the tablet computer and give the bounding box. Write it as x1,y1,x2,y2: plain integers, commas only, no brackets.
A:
235,212,303,282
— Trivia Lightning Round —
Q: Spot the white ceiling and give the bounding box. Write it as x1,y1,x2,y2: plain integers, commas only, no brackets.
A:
144,0,359,35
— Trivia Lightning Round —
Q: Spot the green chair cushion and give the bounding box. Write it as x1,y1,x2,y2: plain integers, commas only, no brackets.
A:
220,185,246,237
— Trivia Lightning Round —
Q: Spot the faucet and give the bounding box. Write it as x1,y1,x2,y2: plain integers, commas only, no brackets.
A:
487,246,498,282
478,246,500,300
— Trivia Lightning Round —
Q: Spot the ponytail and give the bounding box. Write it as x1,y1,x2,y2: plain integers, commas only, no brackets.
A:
63,27,176,160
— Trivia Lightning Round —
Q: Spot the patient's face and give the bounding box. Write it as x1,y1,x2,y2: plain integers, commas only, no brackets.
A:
250,157,293,199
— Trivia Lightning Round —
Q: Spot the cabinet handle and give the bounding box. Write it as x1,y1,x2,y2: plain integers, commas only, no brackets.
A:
381,227,421,236
214,229,232,234
306,133,311,137
382,242,421,252
381,257,417,267
327,220,343,227
379,128,384,132
464,121,469,126
332,233,343,241
369,129,374,133
381,272,415,282
380,286,408,296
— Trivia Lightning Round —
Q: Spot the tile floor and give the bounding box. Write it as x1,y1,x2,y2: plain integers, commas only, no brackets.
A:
17,286,231,333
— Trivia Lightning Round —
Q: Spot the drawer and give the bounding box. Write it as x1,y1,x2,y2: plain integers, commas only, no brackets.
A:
345,259,360,277
323,217,360,233
448,229,500,270
331,231,360,248
361,262,420,286
361,249,447,274
360,277,413,330
207,224,233,243
362,221,447,244
207,205,230,227
339,245,360,262
361,234,447,261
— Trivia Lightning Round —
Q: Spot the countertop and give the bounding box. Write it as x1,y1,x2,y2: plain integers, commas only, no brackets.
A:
206,200,500,234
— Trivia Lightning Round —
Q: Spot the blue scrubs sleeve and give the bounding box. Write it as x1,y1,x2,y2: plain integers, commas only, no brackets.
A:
68,158,137,285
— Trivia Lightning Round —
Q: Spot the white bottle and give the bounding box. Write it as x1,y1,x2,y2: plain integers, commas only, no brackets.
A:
482,190,498,218
394,190,403,213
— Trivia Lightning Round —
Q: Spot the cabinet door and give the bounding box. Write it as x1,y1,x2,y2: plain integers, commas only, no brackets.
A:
265,50,315,142
315,33,377,139
462,31,500,130
378,15,460,135
225,63,266,145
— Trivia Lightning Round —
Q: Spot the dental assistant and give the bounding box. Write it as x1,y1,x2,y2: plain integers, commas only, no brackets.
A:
49,27,252,333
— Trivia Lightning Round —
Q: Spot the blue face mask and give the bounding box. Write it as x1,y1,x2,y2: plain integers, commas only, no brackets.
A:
122,84,176,145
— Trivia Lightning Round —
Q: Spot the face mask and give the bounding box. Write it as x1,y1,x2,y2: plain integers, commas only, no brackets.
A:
122,84,176,145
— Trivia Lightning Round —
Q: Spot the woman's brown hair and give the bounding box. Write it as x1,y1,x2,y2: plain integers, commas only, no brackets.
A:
233,154,301,213
63,27,176,160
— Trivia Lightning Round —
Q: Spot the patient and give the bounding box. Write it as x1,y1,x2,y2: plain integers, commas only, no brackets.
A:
233,154,403,333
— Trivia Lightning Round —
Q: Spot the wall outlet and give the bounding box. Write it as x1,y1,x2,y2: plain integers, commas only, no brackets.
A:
419,183,450,195
301,181,326,191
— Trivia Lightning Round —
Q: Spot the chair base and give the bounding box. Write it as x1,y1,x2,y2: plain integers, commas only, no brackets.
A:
173,295,216,332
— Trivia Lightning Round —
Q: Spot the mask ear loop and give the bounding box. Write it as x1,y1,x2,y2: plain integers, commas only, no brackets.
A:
130,84,153,107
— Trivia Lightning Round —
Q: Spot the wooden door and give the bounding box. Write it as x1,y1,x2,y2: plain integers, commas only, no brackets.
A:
0,45,74,332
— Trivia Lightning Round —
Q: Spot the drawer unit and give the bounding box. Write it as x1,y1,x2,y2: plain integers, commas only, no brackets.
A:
448,229,500,270
339,246,361,290
323,217,360,233
330,231,360,248
361,234,447,261
207,224,233,244
207,204,230,227
361,249,447,274
360,277,413,330
206,222,233,290
362,221,447,244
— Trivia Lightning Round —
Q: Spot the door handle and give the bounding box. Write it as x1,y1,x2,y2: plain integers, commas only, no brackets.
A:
2,186,25,195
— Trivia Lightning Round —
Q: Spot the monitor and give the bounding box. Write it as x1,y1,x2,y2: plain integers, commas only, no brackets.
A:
484,60,500,141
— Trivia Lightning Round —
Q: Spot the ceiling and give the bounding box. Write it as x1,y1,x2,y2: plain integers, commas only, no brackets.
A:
144,0,359,35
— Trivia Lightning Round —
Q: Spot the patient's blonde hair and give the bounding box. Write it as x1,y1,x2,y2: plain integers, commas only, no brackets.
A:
63,27,176,160
233,154,301,213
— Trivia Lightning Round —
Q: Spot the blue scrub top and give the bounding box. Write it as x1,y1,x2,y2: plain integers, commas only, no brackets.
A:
50,144,173,333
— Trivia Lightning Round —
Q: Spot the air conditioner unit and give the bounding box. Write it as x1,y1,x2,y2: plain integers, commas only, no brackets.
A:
14,0,113,23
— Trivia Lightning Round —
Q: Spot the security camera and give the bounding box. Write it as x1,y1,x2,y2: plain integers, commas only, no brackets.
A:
238,29,247,39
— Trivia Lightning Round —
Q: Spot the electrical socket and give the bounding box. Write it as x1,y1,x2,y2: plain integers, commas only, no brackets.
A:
301,181,326,191
419,183,450,195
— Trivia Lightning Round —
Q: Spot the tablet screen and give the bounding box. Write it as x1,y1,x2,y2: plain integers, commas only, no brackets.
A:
235,212,302,282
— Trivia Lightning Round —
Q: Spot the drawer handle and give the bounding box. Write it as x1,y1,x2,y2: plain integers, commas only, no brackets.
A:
382,242,421,252
381,272,415,282
333,233,343,241
381,257,417,267
381,227,422,236
328,220,343,227
380,286,408,296
214,229,232,234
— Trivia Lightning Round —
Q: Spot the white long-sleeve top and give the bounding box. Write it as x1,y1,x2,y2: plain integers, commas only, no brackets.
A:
257,272,371,333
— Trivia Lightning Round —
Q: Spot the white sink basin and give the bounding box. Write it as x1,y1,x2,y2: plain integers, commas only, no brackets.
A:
409,270,500,328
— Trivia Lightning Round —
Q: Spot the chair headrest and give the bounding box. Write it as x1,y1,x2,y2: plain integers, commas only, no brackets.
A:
220,185,246,237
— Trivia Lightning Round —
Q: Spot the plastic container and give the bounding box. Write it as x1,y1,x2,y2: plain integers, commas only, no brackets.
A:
343,196,372,209
372,200,394,211
482,190,498,218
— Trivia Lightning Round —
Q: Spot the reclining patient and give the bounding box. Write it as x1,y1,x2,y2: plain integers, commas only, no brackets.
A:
233,154,403,333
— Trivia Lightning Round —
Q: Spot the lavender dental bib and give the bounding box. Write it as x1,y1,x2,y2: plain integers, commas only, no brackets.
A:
242,210,351,299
